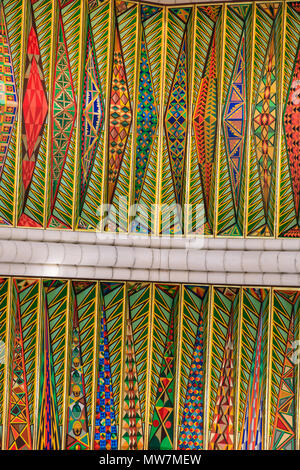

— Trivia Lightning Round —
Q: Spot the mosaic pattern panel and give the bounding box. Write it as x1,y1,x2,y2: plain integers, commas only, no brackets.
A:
188,6,222,236
131,5,163,234
159,7,191,235
278,2,300,237
247,4,282,237
269,290,300,449
0,278,9,448
148,284,179,449
0,0,298,238
105,1,138,232
0,280,299,449
237,288,269,449
216,5,252,236
37,279,69,450
66,281,97,450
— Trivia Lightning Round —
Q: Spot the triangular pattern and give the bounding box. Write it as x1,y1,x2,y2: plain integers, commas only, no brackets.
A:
193,31,217,230
94,306,118,450
284,42,300,221
209,317,234,450
240,316,264,449
178,318,204,450
149,306,175,450
223,33,246,213
253,31,277,220
120,315,144,450
141,5,160,22
6,306,32,450
51,15,76,208
66,305,89,450
134,30,158,204
37,304,60,450
164,34,188,206
80,23,104,210
200,5,221,23
21,13,48,211
259,3,280,20
170,8,191,24
271,316,295,450
108,26,132,204
0,4,18,180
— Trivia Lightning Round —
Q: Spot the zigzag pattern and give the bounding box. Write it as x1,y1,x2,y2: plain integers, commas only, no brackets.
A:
78,2,110,230
48,0,81,229
66,290,89,450
101,282,125,419
41,281,68,430
270,290,299,449
193,28,218,233
127,283,150,429
149,287,178,450
73,282,97,421
178,286,208,450
6,286,32,450
279,5,300,237
217,6,251,237
209,287,239,445
247,6,280,237
0,279,9,446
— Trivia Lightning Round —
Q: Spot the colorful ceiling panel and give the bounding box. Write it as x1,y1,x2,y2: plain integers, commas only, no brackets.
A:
0,279,299,450
0,0,298,237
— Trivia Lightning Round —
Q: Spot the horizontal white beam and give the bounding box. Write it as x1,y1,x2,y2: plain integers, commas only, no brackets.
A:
0,228,299,286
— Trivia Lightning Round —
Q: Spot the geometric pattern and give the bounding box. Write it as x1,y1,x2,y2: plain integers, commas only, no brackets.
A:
149,305,175,449
36,298,60,450
0,280,300,450
20,12,48,220
5,278,39,450
66,303,89,450
240,316,264,449
238,288,269,449
223,33,246,214
80,23,103,211
209,316,234,450
0,278,9,450
0,4,18,181
253,32,277,231
50,14,76,216
164,34,188,206
70,281,97,434
94,306,118,450
6,297,32,450
120,313,144,450
37,279,69,450
149,284,179,450
278,1,300,237
270,289,299,450
159,6,191,235
120,282,150,450
177,285,209,450
0,0,299,239
283,41,300,225
134,30,158,206
209,287,239,450
217,4,251,237
131,6,162,234
178,314,204,449
77,0,111,231
107,25,132,205
271,315,295,450
193,30,217,233
247,3,281,237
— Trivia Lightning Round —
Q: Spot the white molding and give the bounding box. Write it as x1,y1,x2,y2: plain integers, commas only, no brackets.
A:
0,228,299,285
